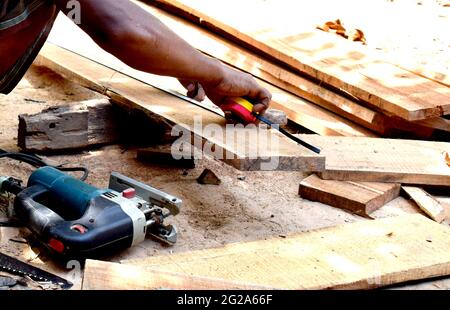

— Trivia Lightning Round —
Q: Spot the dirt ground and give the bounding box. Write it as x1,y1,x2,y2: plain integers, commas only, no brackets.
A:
0,0,449,290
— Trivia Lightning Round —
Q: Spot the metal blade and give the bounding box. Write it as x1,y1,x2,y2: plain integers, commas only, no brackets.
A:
0,252,72,289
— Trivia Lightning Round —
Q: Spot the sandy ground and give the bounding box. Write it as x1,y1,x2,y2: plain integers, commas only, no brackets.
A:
0,0,449,289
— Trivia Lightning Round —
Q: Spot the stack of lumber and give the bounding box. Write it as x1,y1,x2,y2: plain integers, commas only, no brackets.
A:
34,0,449,218
145,0,450,139
129,0,450,219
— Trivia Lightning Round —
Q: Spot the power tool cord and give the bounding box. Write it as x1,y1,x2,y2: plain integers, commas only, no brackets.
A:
0,149,89,181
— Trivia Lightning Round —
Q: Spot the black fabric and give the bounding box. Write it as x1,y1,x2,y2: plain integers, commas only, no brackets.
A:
0,0,57,94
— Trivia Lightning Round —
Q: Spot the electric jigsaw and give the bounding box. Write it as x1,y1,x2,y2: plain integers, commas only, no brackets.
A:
0,166,181,258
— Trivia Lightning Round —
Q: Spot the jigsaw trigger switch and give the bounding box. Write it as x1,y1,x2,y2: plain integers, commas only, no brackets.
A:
122,188,136,199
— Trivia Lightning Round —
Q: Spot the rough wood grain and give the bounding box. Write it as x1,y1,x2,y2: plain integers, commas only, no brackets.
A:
124,215,450,289
403,186,447,223
36,44,325,171
82,259,273,290
47,14,373,138
18,99,119,152
149,0,450,120
298,135,450,185
138,3,446,138
299,174,400,216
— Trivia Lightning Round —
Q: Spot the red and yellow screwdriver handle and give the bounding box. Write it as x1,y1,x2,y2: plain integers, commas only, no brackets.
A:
219,97,257,124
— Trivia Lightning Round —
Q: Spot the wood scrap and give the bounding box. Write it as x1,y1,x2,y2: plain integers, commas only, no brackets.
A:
149,0,450,121
36,44,325,171
82,259,274,290
299,174,400,216
17,99,119,152
402,186,447,223
197,168,221,185
124,214,450,289
298,135,450,185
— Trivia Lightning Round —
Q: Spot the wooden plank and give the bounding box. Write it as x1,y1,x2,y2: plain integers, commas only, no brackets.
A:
403,187,447,223
36,44,325,171
299,174,400,216
131,4,382,136
124,215,450,289
298,135,450,185
47,14,373,138
137,3,447,138
17,99,119,152
82,259,273,290
149,0,450,120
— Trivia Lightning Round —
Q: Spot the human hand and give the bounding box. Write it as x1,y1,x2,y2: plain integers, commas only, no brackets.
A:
179,67,271,120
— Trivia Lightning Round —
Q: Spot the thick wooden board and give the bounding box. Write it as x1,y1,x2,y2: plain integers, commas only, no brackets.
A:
124,215,450,289
403,187,446,223
47,14,373,138
299,174,400,216
149,0,450,120
82,259,273,290
298,135,450,185
18,99,119,152
36,44,325,171
137,3,447,138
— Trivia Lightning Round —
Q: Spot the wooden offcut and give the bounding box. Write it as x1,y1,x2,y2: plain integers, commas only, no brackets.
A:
298,135,450,186
82,259,273,290
149,0,450,121
299,174,400,216
18,99,119,152
403,186,447,223
124,215,450,289
36,44,325,171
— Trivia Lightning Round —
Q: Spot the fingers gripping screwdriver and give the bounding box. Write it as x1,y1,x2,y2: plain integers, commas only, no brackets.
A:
220,97,321,154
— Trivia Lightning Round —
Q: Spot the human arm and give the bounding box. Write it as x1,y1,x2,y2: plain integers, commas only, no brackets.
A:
55,0,271,114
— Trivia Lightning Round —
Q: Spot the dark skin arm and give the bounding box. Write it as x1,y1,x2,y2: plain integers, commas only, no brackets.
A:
55,0,271,116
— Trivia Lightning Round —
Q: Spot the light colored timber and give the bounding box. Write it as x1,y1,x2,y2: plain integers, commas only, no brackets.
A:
402,186,447,223
47,13,373,138
298,135,450,186
82,259,275,290
124,215,450,289
36,43,325,171
299,174,400,216
149,0,450,120
136,2,446,137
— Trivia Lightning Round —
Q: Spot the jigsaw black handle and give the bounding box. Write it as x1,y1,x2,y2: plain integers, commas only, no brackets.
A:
14,184,134,258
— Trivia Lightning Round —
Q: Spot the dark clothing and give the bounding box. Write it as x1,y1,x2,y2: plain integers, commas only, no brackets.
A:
0,0,57,94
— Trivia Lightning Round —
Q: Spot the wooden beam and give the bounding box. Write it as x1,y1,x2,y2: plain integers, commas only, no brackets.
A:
47,14,373,138
36,44,325,171
137,3,446,138
82,259,274,290
124,215,450,289
149,0,450,121
402,186,447,223
298,135,450,185
299,174,400,216
18,99,119,152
